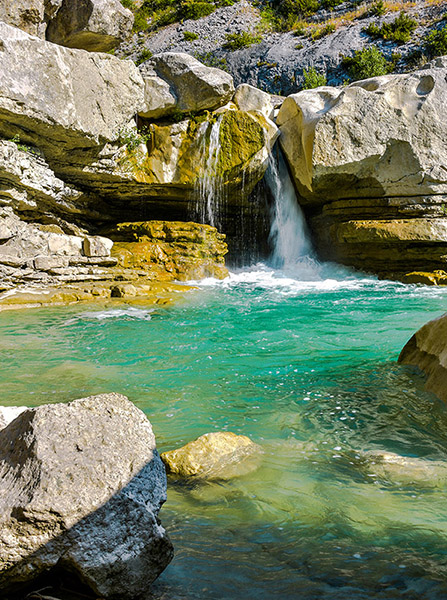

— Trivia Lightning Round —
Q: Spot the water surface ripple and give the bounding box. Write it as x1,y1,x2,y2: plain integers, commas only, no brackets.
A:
2,263,447,599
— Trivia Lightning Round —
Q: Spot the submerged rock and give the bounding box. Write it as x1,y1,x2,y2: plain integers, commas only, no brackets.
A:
399,313,447,404
161,431,263,479
359,450,447,488
277,65,447,278
0,393,173,599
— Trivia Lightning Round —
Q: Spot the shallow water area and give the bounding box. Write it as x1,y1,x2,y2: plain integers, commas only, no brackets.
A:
2,260,447,599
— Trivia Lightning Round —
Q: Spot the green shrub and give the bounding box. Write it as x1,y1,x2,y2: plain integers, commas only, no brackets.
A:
135,47,153,65
319,0,343,9
223,31,262,50
311,22,335,40
183,30,199,41
342,46,392,80
425,24,447,59
364,11,418,44
131,0,236,33
370,0,386,17
302,66,327,88
120,0,135,8
119,126,152,153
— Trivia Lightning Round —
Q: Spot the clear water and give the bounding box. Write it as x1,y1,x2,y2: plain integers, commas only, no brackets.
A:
2,261,447,599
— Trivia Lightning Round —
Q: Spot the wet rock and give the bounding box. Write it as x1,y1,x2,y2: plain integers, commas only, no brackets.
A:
46,0,134,52
143,52,235,115
0,393,173,598
161,431,263,479
399,313,447,404
109,220,228,281
402,270,447,285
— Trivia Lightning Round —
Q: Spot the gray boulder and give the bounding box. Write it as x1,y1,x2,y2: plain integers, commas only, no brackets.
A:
142,52,235,116
0,23,144,163
46,0,134,52
0,393,173,599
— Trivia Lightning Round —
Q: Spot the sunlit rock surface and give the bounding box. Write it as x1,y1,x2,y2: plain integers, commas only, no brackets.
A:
277,64,447,278
161,431,263,479
0,393,173,599
399,313,447,404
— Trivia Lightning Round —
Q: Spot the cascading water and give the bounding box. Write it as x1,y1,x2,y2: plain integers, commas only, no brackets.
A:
192,116,225,229
266,148,313,270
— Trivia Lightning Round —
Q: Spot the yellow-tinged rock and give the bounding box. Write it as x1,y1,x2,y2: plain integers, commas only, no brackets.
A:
402,270,447,285
161,431,263,480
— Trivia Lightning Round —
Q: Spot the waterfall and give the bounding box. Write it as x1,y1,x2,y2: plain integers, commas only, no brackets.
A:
193,116,225,229
266,149,313,269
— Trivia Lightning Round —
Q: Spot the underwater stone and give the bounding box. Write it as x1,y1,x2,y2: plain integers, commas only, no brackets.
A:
161,431,263,479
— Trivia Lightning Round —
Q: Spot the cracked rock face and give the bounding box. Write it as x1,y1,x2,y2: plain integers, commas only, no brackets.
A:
0,0,133,52
0,393,173,599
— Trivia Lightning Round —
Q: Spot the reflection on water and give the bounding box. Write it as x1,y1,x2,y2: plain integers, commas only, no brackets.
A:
2,264,447,599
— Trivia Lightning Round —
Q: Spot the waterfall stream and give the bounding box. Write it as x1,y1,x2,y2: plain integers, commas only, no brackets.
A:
193,116,225,229
266,148,313,269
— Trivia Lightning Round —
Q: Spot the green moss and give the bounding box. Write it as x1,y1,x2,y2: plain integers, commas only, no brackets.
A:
184,30,199,41
216,111,265,178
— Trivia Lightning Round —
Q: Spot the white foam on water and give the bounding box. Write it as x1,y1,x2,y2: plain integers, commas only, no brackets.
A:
64,307,154,324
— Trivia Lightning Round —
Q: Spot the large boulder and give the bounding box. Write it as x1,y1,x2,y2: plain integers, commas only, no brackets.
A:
0,23,144,163
139,52,235,119
399,313,447,404
46,0,134,52
0,393,173,599
277,64,447,278
277,68,447,202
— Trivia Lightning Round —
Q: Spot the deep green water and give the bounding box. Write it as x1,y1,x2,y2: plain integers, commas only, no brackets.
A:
2,260,447,599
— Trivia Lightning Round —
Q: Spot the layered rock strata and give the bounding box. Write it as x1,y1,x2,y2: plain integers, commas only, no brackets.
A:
0,393,173,599
277,64,447,278
399,313,447,403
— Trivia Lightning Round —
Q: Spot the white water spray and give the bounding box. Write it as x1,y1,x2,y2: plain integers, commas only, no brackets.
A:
266,150,313,269
194,116,224,228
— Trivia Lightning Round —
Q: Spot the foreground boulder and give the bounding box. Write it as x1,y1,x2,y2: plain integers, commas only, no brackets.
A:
399,313,447,403
0,393,173,599
161,431,263,479
277,64,447,278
